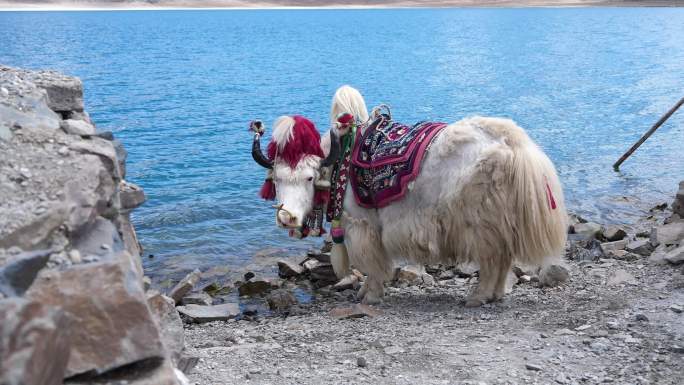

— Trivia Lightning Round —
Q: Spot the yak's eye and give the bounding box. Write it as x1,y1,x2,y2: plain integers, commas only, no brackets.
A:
307,176,314,182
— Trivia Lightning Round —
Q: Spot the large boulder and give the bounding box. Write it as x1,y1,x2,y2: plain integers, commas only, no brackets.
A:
0,298,71,385
26,262,165,377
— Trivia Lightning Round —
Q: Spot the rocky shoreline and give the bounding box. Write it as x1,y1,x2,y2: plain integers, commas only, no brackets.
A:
0,66,185,384
1,66,683,384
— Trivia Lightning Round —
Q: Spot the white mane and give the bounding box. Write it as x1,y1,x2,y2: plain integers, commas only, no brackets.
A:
272,115,295,150
330,85,369,126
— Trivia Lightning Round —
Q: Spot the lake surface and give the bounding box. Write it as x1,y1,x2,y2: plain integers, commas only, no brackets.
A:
1,8,683,278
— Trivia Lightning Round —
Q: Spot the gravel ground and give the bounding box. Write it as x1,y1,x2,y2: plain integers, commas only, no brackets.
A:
183,258,684,385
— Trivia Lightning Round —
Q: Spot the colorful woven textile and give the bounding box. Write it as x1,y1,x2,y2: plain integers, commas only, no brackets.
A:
350,116,446,208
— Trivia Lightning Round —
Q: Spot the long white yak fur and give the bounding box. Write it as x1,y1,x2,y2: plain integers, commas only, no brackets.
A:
325,87,567,305
321,85,370,156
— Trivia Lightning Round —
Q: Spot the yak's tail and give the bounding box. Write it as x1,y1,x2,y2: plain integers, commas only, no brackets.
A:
467,117,568,267
505,123,568,266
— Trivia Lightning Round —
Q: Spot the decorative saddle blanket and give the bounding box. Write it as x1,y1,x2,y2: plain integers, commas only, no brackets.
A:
350,116,447,208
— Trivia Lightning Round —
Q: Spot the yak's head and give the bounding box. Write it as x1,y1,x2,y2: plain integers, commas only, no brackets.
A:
251,116,339,232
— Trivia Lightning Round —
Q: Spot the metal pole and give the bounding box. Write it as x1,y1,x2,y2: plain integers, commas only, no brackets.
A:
613,96,684,171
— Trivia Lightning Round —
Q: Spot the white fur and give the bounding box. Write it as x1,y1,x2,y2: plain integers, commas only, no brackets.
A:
329,86,567,306
272,116,295,151
330,85,370,127
273,154,320,228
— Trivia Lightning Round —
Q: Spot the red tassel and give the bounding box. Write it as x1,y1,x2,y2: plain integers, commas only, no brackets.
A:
259,179,276,200
314,189,330,206
546,182,557,210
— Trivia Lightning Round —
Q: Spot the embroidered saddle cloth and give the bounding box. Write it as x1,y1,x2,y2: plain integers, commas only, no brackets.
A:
350,116,447,208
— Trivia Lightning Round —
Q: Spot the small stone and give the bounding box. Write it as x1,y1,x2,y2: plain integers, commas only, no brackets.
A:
664,245,684,265
266,289,298,311
525,363,543,371
600,240,628,254
142,276,152,291
669,304,683,314
277,259,305,278
539,264,569,287
635,314,649,322
168,269,201,304
67,249,82,264
176,303,240,323
238,279,272,297
57,146,69,156
60,119,96,136
575,324,592,331
626,239,653,256
573,222,603,239
421,272,435,286
180,292,213,306
438,269,455,280
243,271,255,281
650,222,684,247
395,265,423,284
357,357,367,368
603,226,627,242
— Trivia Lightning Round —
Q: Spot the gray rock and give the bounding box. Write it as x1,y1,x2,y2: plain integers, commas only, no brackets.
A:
147,292,185,364
525,363,543,371
395,265,424,285
665,245,684,265
626,239,654,256
421,272,435,286
573,222,603,239
672,180,684,217
238,279,272,297
650,222,684,247
277,259,305,278
357,357,367,368
603,225,627,241
600,240,628,254
176,303,240,323
119,180,146,210
670,304,683,314
169,269,201,304
180,292,213,306
26,69,84,113
539,264,570,287
0,249,51,297
266,289,298,311
26,262,165,377
0,298,71,385
60,119,96,136
309,262,338,286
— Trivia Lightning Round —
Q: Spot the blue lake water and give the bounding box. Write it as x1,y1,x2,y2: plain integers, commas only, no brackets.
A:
1,8,683,278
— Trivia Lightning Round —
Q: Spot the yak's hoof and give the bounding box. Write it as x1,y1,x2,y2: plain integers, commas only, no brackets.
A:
465,296,487,308
361,292,383,305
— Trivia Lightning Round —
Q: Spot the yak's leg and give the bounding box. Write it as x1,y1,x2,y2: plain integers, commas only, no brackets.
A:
465,258,502,307
491,255,513,302
345,217,392,305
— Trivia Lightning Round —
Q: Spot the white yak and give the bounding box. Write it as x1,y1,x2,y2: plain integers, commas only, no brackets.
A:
251,85,567,306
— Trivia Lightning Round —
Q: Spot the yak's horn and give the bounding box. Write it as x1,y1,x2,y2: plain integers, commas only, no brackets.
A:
321,129,341,168
251,121,273,169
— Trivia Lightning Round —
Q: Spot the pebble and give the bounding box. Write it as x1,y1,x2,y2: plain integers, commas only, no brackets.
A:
669,304,683,313
635,313,649,322
525,363,543,371
68,249,82,264
57,146,69,156
357,357,367,368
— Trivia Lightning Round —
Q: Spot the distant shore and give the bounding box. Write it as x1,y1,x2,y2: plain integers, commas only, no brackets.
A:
1,0,682,11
